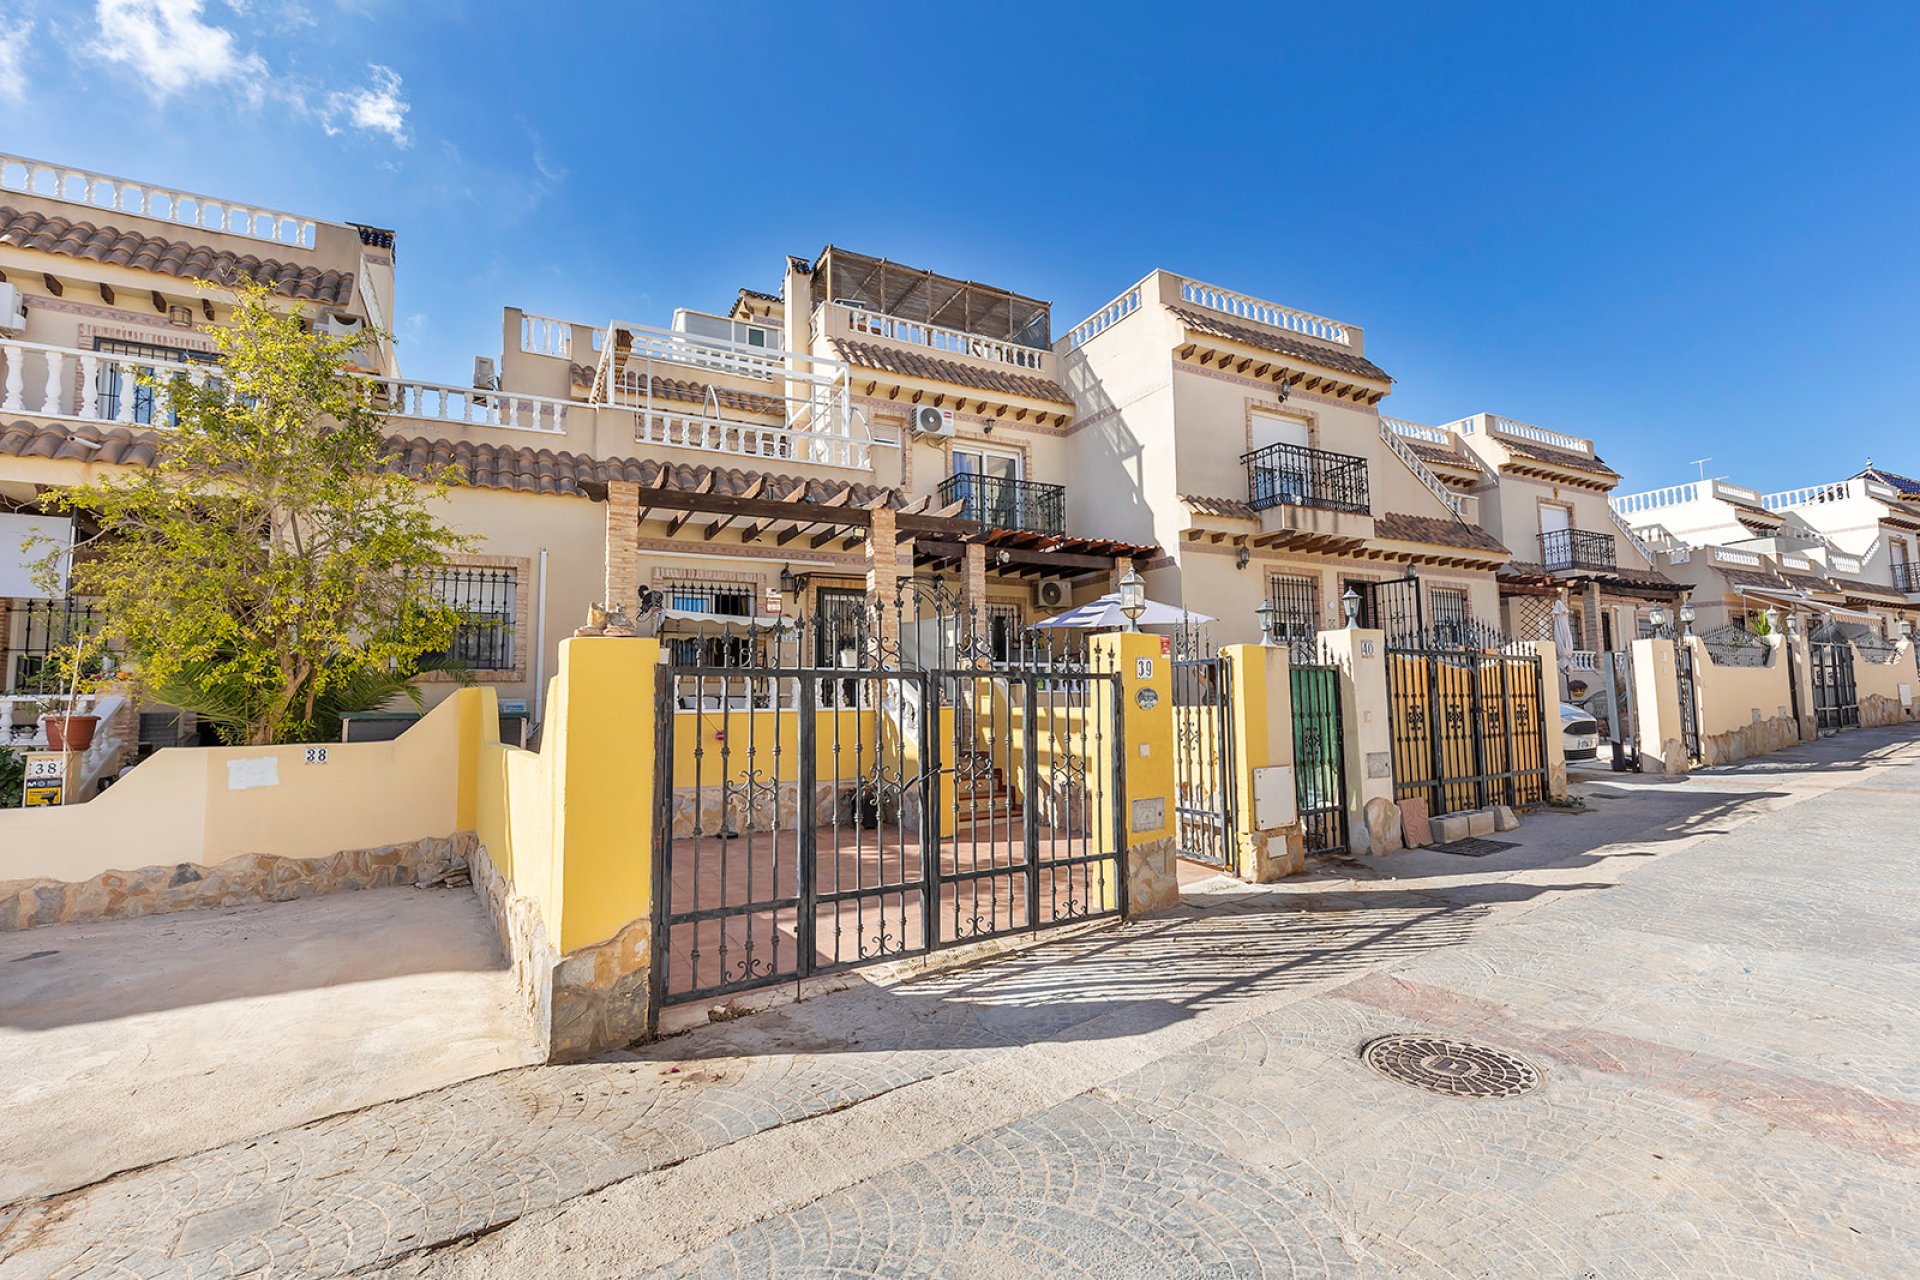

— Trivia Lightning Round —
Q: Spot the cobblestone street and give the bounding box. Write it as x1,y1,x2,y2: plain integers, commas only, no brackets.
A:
4,728,1919,1278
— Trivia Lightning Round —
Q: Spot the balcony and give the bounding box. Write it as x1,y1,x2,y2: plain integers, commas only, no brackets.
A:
1895,562,1918,594
1242,441,1369,515
937,473,1066,536
0,339,571,435
1540,528,1618,573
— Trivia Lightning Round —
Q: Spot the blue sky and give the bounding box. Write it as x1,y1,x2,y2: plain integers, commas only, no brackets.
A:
4,2,1915,493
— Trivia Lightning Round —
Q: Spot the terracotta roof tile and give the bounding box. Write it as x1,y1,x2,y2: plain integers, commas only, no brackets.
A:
1374,511,1510,556
1181,494,1257,520
828,338,1072,405
1403,438,1475,470
634,374,783,418
1166,306,1392,384
1826,574,1907,601
0,207,356,306
1490,434,1621,479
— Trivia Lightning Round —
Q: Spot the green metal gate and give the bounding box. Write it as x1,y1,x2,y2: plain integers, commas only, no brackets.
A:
1289,661,1347,854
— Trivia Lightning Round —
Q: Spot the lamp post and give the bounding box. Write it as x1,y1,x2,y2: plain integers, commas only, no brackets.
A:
1678,601,1696,636
1648,603,1669,637
1342,586,1361,628
1256,599,1279,647
1117,568,1146,633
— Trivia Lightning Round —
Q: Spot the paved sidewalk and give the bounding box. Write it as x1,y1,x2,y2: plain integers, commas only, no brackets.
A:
3,729,1918,1277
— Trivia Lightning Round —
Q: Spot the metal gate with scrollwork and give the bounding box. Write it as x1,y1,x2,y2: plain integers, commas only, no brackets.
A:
650,587,1125,1011
1385,626,1549,818
1171,628,1235,869
1810,622,1859,732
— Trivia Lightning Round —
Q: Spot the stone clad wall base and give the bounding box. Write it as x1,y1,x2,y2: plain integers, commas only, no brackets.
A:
1125,835,1179,917
468,838,652,1063
467,836,556,1058
1861,692,1918,729
1238,829,1303,882
0,832,473,933
1697,713,1801,767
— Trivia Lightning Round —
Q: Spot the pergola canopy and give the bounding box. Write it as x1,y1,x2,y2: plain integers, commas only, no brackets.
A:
809,246,1052,349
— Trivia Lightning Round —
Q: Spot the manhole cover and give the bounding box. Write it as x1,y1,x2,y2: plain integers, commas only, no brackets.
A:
1361,1035,1541,1098
1429,837,1519,858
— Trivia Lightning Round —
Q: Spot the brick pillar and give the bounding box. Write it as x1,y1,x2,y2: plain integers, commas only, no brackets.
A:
1583,580,1604,652
867,507,904,658
604,481,640,617
963,542,988,639
1109,555,1134,594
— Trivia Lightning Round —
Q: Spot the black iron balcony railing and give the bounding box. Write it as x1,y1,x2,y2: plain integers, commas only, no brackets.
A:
938,473,1067,536
1242,441,1370,515
1540,528,1618,573
1894,561,1919,593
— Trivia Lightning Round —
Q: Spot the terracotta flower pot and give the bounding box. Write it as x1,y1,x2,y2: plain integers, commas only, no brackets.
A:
43,714,100,752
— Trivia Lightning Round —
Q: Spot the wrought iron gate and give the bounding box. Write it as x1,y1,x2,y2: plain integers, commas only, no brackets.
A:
1674,640,1703,762
1810,623,1859,732
1385,627,1549,817
1290,657,1347,854
651,588,1125,1010
1171,628,1235,868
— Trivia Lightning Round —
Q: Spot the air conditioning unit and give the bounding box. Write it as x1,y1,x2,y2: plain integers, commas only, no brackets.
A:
0,283,25,333
1035,580,1069,610
472,356,498,390
317,312,366,339
910,405,955,437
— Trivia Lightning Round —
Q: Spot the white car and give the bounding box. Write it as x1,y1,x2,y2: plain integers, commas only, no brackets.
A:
1561,702,1600,761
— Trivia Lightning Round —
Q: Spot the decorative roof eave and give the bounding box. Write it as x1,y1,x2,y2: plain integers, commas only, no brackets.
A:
848,367,1073,428
1174,339,1388,406
1496,459,1616,491
1367,538,1511,571
829,337,1073,416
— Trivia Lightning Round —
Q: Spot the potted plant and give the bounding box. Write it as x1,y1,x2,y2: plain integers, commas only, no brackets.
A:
39,634,112,753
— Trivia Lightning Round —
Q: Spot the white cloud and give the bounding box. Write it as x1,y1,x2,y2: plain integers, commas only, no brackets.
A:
0,15,33,103
90,0,267,99
322,63,410,147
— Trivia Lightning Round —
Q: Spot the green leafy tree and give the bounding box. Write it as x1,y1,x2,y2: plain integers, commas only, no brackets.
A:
40,283,472,746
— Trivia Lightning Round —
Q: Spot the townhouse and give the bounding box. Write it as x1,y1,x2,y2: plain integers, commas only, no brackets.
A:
1055,271,1512,654
1612,476,1916,639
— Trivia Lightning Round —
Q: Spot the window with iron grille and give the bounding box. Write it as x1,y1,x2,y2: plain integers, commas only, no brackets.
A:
1430,587,1470,642
662,580,759,668
432,567,517,671
6,598,109,695
1266,575,1319,658
93,338,220,426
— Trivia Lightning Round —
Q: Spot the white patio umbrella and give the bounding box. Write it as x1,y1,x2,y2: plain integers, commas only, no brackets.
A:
1551,598,1576,661
1029,593,1215,630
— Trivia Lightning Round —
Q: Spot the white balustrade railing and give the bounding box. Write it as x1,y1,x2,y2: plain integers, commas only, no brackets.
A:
840,306,1047,370
1605,501,1660,566
1713,546,1763,566
613,323,789,382
519,314,596,360
376,378,569,434
0,339,570,435
1828,554,1863,575
1567,650,1600,672
0,338,216,426
1377,419,1464,518
1064,286,1142,350
1612,483,1703,517
1779,555,1812,571
1178,279,1352,345
1,154,319,249
635,410,869,470
1489,415,1594,454
0,693,130,790
1381,417,1454,445
1762,480,1854,511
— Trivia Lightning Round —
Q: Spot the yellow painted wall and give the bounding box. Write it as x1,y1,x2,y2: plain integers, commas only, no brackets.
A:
1846,641,1916,717
670,706,877,787
0,689,485,883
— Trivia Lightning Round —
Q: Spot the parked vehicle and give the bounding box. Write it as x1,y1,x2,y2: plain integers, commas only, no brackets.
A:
1561,702,1600,760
